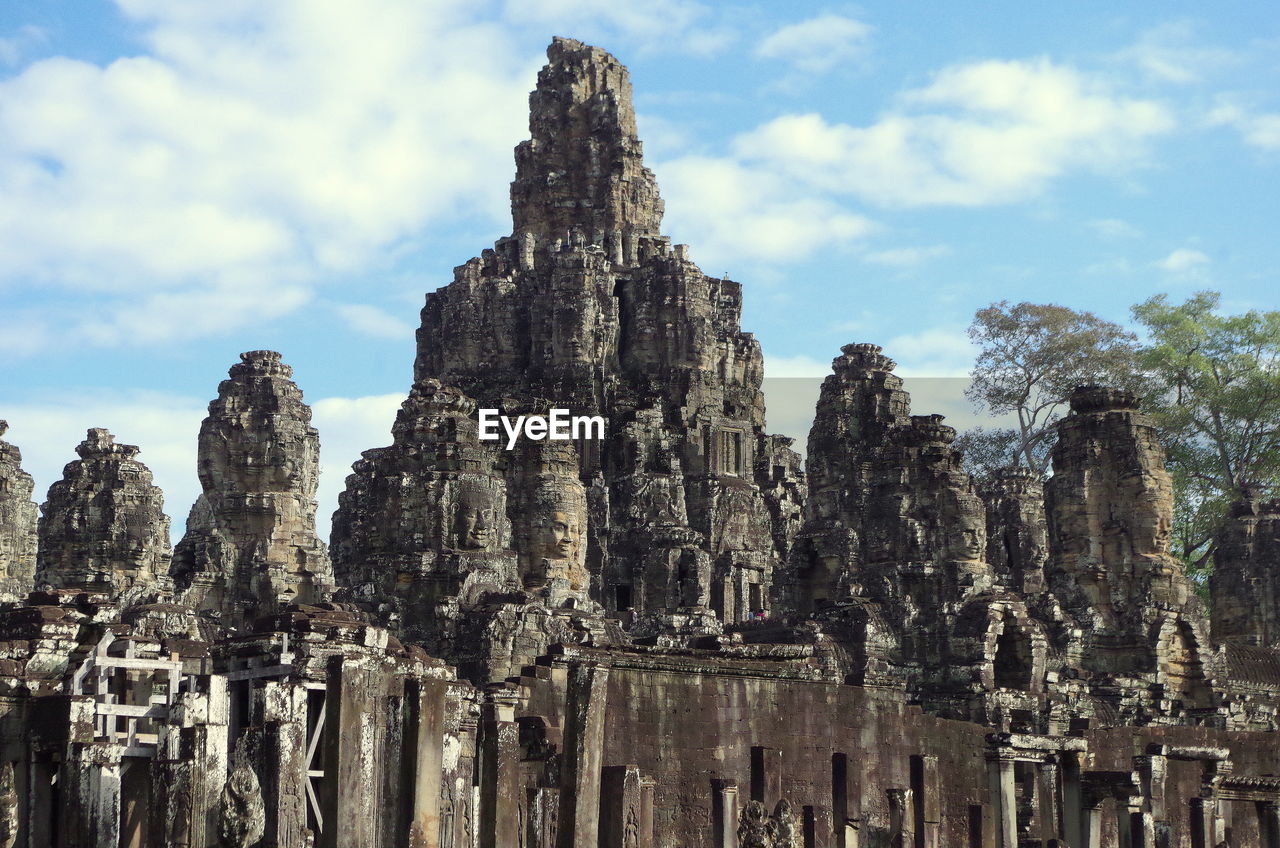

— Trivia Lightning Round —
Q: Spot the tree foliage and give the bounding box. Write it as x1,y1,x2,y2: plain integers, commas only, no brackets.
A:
1131,291,1280,567
965,301,1140,473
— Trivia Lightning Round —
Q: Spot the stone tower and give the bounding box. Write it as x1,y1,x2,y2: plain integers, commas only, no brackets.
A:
36,428,172,601
1046,386,1215,720
1211,492,1280,647
172,350,333,625
339,36,798,645
0,421,37,600
331,379,520,633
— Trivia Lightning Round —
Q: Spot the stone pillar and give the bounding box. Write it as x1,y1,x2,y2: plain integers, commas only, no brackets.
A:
638,777,656,848
406,679,447,848
1061,753,1083,848
910,755,939,848
988,756,1016,848
600,765,643,848
1260,801,1280,848
1037,760,1061,843
319,657,378,848
886,788,913,848
556,663,609,848
712,779,739,848
258,684,308,848
1082,802,1104,848
479,701,520,848
65,745,122,848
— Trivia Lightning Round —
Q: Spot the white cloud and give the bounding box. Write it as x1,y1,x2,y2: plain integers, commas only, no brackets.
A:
762,353,830,378
311,393,405,538
1208,102,1280,151
0,25,48,67
657,57,1169,267
882,327,976,378
1155,248,1210,272
656,155,875,268
1087,218,1142,239
3,393,207,538
500,0,734,57
333,303,414,340
755,14,872,74
863,245,950,267
1116,21,1237,85
731,59,1172,209
4,389,408,545
0,1,534,350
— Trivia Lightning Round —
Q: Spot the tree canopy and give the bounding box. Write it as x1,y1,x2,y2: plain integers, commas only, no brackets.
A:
963,300,1140,477
1131,291,1280,566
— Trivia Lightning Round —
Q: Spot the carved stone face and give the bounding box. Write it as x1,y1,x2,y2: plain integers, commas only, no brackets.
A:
455,488,496,550
537,510,579,561
946,513,985,562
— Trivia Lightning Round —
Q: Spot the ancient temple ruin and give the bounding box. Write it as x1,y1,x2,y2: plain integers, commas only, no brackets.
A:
0,37,1278,847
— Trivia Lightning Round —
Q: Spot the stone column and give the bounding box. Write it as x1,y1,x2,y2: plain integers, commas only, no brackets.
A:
65,745,122,848
255,681,308,848
1037,759,1061,844
406,679,447,848
556,663,609,848
319,657,378,848
886,788,913,848
1061,753,1083,848
479,701,520,848
712,779,738,848
1082,801,1104,848
1260,801,1280,848
600,765,643,848
638,777,656,848
911,755,939,848
988,755,1017,848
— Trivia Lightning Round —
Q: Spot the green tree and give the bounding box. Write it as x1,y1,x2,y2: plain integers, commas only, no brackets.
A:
964,301,1141,476
1131,291,1280,569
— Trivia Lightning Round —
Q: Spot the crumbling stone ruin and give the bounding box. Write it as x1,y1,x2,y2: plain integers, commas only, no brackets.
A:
0,422,36,602
1,36,1279,847
172,349,335,628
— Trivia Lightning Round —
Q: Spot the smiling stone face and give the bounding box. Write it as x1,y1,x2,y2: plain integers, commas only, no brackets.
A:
537,510,579,561
454,486,497,550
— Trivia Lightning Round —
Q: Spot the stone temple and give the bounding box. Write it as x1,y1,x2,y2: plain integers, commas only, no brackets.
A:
2,37,1280,848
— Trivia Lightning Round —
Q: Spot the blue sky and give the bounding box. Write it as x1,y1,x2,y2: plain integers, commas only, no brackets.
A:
2,1,1278,536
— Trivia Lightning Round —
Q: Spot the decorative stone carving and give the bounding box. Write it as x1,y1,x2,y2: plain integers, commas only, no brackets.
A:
172,350,334,626
982,468,1049,594
0,761,16,848
36,428,172,602
0,422,37,600
217,747,267,848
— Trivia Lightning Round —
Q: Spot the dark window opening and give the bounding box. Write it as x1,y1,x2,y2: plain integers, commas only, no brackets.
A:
993,625,1033,689
615,585,633,611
